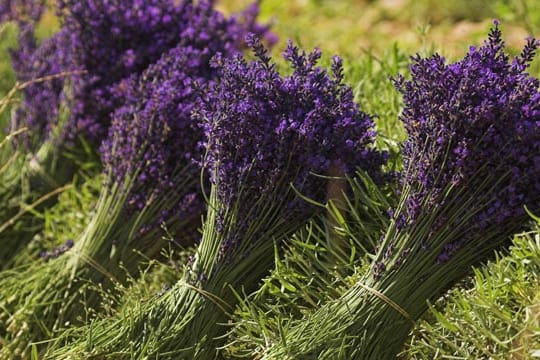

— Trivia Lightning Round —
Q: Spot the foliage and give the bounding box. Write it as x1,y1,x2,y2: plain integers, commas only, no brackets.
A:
223,172,395,358
10,172,102,267
407,218,540,359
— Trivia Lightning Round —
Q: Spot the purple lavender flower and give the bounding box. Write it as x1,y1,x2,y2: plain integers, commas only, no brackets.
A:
0,0,45,24
57,0,271,143
8,1,272,147
39,238,74,261
197,36,386,257
9,27,77,144
56,0,190,142
0,4,267,352
100,45,208,221
100,1,266,217
394,22,540,260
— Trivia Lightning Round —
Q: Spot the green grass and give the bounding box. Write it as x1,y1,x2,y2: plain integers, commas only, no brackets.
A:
406,219,540,359
222,172,394,358
10,173,102,267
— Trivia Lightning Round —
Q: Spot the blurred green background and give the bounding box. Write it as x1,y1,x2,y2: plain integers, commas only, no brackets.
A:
221,0,539,59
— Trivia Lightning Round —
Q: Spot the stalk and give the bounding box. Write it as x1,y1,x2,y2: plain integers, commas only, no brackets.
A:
0,127,96,270
263,172,519,359
0,166,199,358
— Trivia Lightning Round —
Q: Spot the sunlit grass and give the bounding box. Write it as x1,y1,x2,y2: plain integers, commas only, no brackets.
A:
407,221,540,359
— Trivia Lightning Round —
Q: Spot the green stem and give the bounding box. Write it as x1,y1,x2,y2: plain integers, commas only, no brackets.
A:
48,184,316,359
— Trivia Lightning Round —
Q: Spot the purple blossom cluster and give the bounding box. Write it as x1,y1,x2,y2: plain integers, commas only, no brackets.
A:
4,1,72,145
394,23,540,260
58,0,269,142
9,0,271,145
39,239,74,261
197,36,386,255
0,0,44,24
57,0,200,142
9,27,77,142
101,46,204,216
101,2,263,216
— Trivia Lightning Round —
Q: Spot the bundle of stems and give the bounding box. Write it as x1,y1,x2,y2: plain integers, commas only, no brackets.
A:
0,166,198,357
0,3,99,270
0,74,96,270
261,166,524,359
223,171,395,358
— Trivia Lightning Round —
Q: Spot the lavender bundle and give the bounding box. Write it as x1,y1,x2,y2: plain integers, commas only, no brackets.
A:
2,5,80,267
0,0,180,268
0,3,263,356
8,0,192,146
57,0,274,143
0,0,266,267
259,23,540,359
47,37,386,359
0,5,82,270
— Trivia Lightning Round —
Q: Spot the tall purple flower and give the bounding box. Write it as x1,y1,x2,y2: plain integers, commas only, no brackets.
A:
393,22,540,260
100,0,272,220
8,0,272,146
197,36,386,264
0,23,80,271
9,27,77,143
200,36,385,234
4,0,77,147
99,39,236,230
57,0,271,142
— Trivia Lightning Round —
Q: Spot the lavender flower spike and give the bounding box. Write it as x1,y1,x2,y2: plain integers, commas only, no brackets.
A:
394,21,540,247
57,0,274,143
0,0,45,24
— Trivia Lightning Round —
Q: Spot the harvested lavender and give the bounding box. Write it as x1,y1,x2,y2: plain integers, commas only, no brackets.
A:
396,22,540,232
0,2,262,357
8,0,272,146
57,0,268,142
259,23,540,360
47,36,386,359
0,0,272,271
0,22,80,270
9,26,76,145
39,239,74,261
